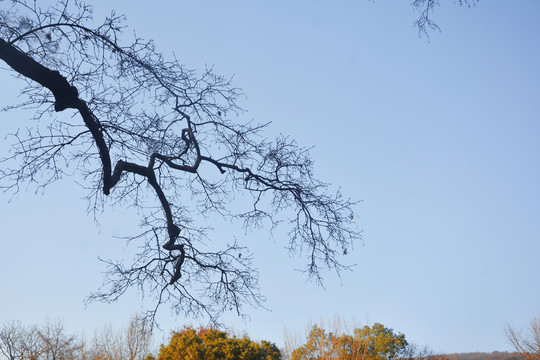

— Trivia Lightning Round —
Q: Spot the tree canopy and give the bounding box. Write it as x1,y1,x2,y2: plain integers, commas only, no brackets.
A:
290,323,408,360
157,327,281,360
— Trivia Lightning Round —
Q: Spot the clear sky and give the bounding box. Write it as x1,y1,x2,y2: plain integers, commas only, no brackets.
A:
1,0,539,355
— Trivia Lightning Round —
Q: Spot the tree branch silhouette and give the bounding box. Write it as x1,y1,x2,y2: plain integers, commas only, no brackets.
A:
0,0,360,324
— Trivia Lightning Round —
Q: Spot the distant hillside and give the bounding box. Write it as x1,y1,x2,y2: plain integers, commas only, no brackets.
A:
446,352,522,360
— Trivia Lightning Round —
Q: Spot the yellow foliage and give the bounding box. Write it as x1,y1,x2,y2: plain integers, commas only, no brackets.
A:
290,323,408,360
158,327,281,360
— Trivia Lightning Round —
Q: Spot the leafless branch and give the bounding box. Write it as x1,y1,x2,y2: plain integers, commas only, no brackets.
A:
0,0,360,324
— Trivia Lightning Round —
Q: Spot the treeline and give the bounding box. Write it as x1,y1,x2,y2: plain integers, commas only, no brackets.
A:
447,353,523,360
0,317,279,360
1,316,539,360
0,317,443,360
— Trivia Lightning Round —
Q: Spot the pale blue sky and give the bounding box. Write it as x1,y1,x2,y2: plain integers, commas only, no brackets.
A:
1,0,539,354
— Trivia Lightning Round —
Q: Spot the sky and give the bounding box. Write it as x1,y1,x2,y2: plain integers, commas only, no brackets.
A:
1,0,539,355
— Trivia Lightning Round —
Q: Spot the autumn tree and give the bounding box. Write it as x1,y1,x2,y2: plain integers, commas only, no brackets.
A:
356,323,408,360
505,315,540,360
157,327,281,360
289,323,409,360
288,325,347,360
0,0,359,324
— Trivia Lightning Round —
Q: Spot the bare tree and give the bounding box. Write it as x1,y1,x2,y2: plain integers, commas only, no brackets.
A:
506,316,540,360
0,321,26,360
0,318,152,360
0,321,81,360
21,328,43,360
124,316,151,360
0,0,360,324
0,322,44,360
38,321,81,360
86,315,152,360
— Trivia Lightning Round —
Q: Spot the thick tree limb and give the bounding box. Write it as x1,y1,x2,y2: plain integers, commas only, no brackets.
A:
0,38,114,195
0,39,78,111
0,36,187,283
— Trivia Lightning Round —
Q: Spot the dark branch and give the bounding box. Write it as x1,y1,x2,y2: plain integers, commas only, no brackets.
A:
0,0,360,325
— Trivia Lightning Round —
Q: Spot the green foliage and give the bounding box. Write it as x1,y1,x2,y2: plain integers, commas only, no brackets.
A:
157,327,281,360
356,323,407,360
291,323,407,360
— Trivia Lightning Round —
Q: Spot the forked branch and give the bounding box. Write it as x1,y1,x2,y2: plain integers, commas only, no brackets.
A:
0,0,360,324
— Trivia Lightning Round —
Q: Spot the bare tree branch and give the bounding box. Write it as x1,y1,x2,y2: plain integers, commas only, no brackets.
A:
412,0,479,37
506,316,540,360
0,0,360,325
